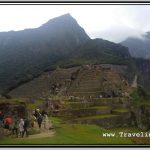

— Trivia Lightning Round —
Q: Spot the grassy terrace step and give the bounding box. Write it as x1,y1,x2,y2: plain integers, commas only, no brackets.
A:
69,87,101,91
74,114,118,120
57,106,112,118
66,97,116,103
65,97,130,108
70,89,102,93
70,82,101,87
71,114,131,128
80,75,101,78
71,88,102,92
69,93,101,97
62,106,111,111
79,80,101,84
113,108,129,112
65,101,112,109
112,108,130,115
78,76,100,79
71,91,102,93
67,97,129,102
70,91,103,96
74,82,101,86
76,87,101,90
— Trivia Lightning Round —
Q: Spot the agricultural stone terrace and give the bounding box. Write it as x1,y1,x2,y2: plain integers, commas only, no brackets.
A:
7,64,134,129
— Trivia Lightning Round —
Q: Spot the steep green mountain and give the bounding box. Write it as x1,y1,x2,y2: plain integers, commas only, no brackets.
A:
61,38,132,66
0,13,90,94
121,32,150,59
59,38,136,83
0,13,142,95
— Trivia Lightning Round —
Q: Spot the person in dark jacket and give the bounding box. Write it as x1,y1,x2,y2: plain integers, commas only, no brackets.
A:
23,118,29,137
37,114,43,129
36,109,43,129
12,118,18,137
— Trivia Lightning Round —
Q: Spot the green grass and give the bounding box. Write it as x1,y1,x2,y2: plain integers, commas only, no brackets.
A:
90,106,111,109
74,114,118,120
28,99,43,109
60,106,111,111
0,98,26,104
0,117,149,145
65,101,82,104
112,108,129,113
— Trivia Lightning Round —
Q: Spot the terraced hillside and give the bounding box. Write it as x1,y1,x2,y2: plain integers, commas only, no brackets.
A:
9,67,80,98
53,96,132,129
67,64,130,97
8,64,134,128
45,65,133,128
9,64,130,99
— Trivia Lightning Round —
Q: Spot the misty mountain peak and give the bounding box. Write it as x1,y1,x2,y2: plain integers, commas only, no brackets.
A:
144,31,150,39
40,13,77,28
121,32,150,59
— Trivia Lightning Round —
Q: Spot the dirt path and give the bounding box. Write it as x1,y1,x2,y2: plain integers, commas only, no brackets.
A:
26,119,55,139
27,130,55,139
16,118,55,139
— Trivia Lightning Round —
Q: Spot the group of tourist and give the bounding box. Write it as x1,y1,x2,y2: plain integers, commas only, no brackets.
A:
0,111,29,137
0,108,51,138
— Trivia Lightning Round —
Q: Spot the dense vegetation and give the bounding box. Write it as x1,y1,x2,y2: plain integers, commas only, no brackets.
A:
130,86,149,104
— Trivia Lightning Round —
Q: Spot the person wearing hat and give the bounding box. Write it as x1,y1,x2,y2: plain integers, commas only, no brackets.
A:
36,109,43,129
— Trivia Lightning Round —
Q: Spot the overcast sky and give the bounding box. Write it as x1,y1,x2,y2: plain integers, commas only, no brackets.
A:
0,5,150,43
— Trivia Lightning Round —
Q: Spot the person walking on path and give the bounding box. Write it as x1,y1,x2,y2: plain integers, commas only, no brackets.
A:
18,118,24,138
4,116,12,130
12,117,18,137
4,116,12,135
23,118,29,137
43,114,48,129
35,109,43,129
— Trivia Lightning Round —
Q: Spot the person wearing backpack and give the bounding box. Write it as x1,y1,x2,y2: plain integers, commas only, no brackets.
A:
36,109,43,129
37,113,43,129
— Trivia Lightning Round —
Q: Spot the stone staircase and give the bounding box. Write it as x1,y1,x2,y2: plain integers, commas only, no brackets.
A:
55,66,132,128
67,66,127,98
46,65,132,128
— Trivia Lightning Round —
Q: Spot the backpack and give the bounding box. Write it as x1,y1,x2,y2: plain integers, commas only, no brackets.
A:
24,119,29,128
37,113,43,123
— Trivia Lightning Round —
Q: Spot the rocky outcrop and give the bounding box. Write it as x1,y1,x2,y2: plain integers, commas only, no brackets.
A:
131,104,150,131
136,58,150,91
